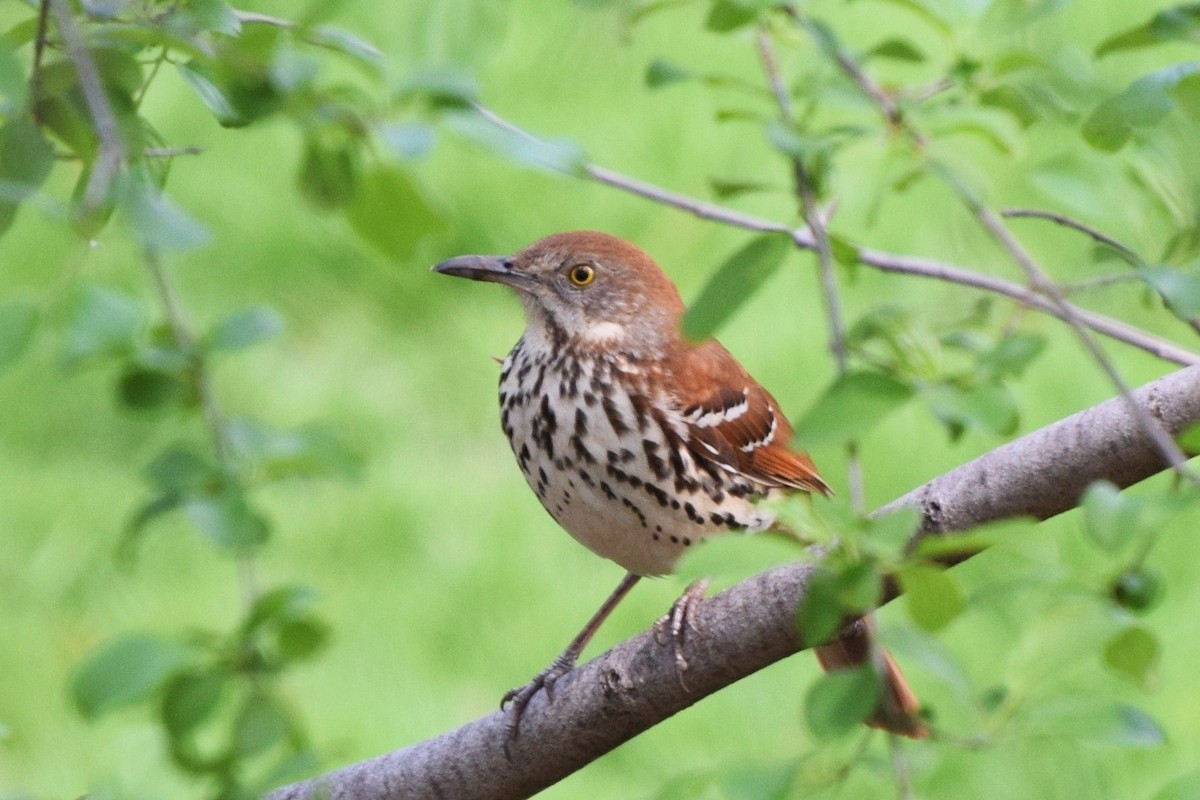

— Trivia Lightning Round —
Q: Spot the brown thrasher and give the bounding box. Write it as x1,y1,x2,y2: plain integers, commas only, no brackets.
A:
434,231,926,739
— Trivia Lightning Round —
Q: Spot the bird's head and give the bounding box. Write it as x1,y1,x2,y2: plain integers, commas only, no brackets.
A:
433,231,686,352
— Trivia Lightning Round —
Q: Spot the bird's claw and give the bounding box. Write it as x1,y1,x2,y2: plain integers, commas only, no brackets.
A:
500,654,575,744
653,579,709,690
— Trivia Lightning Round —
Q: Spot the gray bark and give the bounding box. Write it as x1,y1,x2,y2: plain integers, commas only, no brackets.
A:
268,365,1200,800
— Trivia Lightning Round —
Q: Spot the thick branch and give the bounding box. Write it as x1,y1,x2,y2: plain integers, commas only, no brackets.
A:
270,365,1200,800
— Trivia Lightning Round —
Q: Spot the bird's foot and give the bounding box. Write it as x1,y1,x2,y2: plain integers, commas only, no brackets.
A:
500,653,576,742
653,579,710,689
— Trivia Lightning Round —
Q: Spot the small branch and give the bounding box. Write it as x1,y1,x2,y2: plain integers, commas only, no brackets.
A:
470,105,1200,369
1001,207,1139,265
31,0,51,123
48,0,125,215
268,365,1200,800
145,146,205,158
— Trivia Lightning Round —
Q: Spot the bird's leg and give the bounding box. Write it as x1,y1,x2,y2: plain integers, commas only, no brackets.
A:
653,578,710,689
501,571,641,740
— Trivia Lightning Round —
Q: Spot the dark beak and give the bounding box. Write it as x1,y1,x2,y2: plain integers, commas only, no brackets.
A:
431,254,531,288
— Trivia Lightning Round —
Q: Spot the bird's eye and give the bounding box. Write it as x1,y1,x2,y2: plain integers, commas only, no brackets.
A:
568,264,596,286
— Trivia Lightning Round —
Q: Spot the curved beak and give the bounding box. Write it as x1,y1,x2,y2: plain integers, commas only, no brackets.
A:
431,254,532,288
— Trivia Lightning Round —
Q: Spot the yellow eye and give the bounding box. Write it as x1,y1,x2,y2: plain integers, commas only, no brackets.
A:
568,264,596,286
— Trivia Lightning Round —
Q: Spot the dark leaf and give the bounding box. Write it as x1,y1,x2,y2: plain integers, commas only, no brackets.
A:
117,364,188,410
804,665,881,739
682,234,791,341
344,166,446,262
1082,63,1200,151
206,306,285,352
162,669,229,735
64,286,141,365
183,489,270,552
401,68,479,109
705,0,761,32
72,634,192,719
1110,567,1164,613
646,59,693,88
796,567,845,646
792,371,916,447
0,117,55,234
145,445,218,493
867,38,925,62
1096,4,1200,57
244,585,320,635
277,618,330,662
298,132,361,210
176,61,242,127
0,301,38,373
708,177,776,200
1103,626,1160,689
233,691,291,757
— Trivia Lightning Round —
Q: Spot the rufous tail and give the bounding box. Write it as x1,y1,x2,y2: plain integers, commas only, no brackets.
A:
814,619,928,739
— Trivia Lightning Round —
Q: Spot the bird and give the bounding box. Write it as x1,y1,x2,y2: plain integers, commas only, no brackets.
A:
433,230,926,740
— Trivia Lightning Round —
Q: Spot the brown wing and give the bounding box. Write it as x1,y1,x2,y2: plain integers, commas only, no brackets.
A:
665,340,831,496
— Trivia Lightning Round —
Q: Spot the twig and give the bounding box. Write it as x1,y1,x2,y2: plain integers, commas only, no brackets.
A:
31,0,51,123
145,146,205,158
48,0,126,216
1001,207,1139,265
268,365,1200,800
470,104,1200,368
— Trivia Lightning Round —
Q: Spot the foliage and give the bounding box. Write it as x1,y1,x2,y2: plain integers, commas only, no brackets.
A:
1,0,1199,799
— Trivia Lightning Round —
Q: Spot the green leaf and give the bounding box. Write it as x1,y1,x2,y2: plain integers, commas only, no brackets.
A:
226,418,361,481
898,563,965,632
401,68,480,109
677,531,805,583
207,306,284,352
445,113,588,176
0,301,37,373
1104,626,1160,689
377,122,435,160
278,618,330,662
705,0,761,32
923,381,1019,439
1110,567,1164,613
184,0,241,35
233,691,291,757
244,585,320,635
708,178,776,200
925,106,1022,155
1091,705,1167,748
1138,266,1200,320
797,567,845,645
118,172,211,251
345,166,446,262
183,489,269,552
1097,4,1200,57
682,234,791,341
792,371,916,447
145,446,218,493
64,286,141,365
867,38,925,62
72,634,192,719
306,25,385,76
176,61,241,127
1179,421,1200,454
804,665,881,739
976,332,1046,379
646,59,693,88
1083,63,1200,151
0,117,55,234
1082,481,1141,553
298,132,360,210
161,669,229,735
117,364,188,410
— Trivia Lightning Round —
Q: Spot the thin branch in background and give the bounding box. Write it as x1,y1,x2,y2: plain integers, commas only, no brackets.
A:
755,27,864,511
48,0,126,217
1062,272,1144,294
470,103,1200,368
31,0,51,123
1001,207,1140,264
145,146,205,158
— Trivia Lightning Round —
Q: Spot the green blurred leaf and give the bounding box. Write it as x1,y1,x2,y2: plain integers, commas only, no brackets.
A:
1090,705,1167,748
977,332,1046,379
117,364,188,410
226,418,361,481
176,61,242,127
278,618,330,661
0,301,37,373
233,691,291,757
72,634,192,719
184,0,241,35
146,446,218,493
118,172,211,251
867,38,925,62
1104,626,1160,689
377,122,435,160
1082,481,1141,552
899,563,965,632
162,669,229,735
804,665,880,739
306,25,385,75
402,68,479,108
1083,63,1200,151
925,106,1022,154
1138,266,1200,320
244,585,320,635
1097,4,1200,57
1110,567,1164,613
923,381,1019,439
183,489,269,551
705,0,761,32
682,234,790,341
709,178,775,200
64,286,141,365
298,131,361,210
207,306,285,352
1179,421,1200,453
0,117,55,234
646,58,693,88
445,113,588,176
792,371,916,447
676,531,804,583
345,166,446,262
797,567,844,645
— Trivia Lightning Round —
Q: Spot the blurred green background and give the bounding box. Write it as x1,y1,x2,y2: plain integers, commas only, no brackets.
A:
2,0,1200,797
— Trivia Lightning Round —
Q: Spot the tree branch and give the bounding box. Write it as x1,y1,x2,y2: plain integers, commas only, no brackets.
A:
269,365,1200,800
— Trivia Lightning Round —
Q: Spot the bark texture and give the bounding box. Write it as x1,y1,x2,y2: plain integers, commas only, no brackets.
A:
269,365,1200,800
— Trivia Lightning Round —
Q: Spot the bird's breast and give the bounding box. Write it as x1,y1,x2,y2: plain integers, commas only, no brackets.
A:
497,338,775,577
